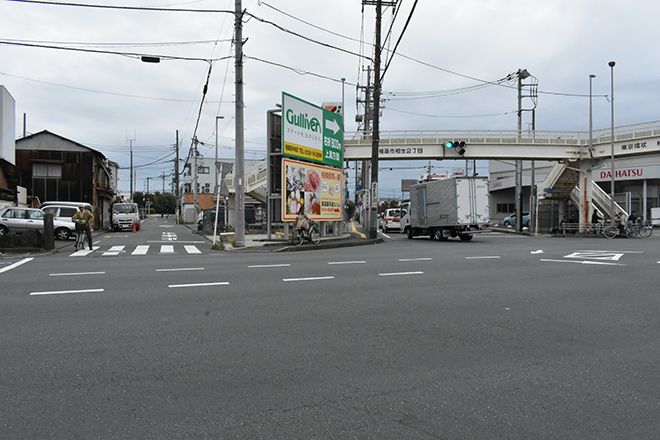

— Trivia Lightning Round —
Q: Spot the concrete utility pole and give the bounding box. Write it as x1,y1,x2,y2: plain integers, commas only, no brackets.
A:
234,0,245,247
368,0,383,240
609,61,616,221
174,130,180,219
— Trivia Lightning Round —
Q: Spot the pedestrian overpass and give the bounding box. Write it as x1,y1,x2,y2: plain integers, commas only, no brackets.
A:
234,120,660,226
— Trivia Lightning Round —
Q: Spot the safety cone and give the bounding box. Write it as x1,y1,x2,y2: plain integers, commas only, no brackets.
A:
132,221,137,233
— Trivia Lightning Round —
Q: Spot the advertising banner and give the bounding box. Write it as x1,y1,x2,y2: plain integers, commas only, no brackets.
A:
282,92,343,168
283,158,343,221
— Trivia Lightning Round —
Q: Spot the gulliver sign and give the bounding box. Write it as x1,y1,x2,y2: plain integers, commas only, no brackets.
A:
282,92,343,168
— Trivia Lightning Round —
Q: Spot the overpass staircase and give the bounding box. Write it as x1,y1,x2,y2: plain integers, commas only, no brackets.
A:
537,161,627,218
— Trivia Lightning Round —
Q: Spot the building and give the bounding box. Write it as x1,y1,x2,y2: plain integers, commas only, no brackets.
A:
15,130,118,229
0,86,17,208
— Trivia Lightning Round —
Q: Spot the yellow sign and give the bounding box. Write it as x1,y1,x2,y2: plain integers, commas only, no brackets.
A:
283,158,343,221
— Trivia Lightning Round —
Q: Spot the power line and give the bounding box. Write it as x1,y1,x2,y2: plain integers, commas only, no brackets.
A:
6,0,234,13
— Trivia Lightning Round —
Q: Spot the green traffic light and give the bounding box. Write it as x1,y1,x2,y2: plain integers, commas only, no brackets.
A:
445,141,453,148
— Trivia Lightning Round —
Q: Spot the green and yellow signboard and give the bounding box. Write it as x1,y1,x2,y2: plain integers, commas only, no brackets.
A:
282,92,343,168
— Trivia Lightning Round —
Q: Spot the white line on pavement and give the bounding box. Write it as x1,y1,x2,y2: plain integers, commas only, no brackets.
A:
156,267,205,272
283,276,335,282
378,271,424,276
540,259,625,266
0,257,34,274
327,261,366,265
398,258,432,262
132,245,150,255
465,256,501,259
248,264,292,268
184,245,202,254
168,281,230,288
30,288,104,296
50,271,106,277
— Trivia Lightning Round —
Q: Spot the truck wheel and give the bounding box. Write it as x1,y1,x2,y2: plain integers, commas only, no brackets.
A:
459,234,473,241
435,230,448,241
406,228,414,239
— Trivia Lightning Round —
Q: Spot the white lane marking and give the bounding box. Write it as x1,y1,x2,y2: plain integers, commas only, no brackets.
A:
248,264,291,268
160,225,175,228
398,258,432,262
466,256,501,259
540,259,625,266
184,245,201,254
162,232,178,241
565,251,623,261
0,257,34,274
132,245,150,255
168,281,229,288
147,240,205,244
378,271,424,277
160,245,175,254
30,288,104,296
156,267,205,272
530,250,545,254
283,276,335,282
103,245,125,256
327,261,366,265
50,271,106,277
70,249,94,257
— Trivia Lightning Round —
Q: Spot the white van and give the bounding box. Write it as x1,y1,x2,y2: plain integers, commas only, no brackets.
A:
40,202,94,239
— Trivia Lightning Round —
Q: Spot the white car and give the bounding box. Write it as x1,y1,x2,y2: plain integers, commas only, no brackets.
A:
380,208,402,232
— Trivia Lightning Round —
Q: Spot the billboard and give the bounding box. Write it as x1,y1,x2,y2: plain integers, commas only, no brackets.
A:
283,158,343,221
282,92,343,168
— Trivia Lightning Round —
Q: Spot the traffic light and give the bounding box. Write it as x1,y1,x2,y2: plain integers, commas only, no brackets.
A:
445,141,466,156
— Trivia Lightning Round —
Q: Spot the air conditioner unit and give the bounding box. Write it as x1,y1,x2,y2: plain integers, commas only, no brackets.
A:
205,188,210,193
205,183,210,187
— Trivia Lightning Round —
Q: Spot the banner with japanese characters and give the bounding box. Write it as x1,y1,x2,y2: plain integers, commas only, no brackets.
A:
282,158,343,221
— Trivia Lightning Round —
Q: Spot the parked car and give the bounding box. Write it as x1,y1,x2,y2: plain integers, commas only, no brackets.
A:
41,204,80,239
0,207,75,239
503,211,530,228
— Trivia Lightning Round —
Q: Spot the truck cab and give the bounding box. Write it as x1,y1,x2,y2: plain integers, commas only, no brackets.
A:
112,203,140,232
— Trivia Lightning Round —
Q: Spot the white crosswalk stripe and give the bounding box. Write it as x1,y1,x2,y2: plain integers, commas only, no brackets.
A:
70,244,202,257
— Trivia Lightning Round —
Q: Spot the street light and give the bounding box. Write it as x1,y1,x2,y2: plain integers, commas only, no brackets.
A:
609,61,616,222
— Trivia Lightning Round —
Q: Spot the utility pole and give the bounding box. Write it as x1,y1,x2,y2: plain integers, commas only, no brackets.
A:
127,132,135,201
174,130,180,220
234,0,245,247
369,0,383,239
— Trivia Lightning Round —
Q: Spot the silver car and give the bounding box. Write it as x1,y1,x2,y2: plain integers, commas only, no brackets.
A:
0,207,74,240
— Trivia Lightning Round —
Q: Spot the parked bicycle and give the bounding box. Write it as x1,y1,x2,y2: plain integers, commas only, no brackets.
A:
74,219,89,250
292,221,321,246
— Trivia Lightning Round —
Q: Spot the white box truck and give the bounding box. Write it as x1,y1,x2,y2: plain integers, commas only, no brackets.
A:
111,202,140,232
400,176,490,241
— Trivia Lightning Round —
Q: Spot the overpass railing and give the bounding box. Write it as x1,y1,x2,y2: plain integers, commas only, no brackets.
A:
345,120,660,147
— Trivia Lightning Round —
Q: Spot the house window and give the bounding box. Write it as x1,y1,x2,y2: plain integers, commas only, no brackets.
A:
33,163,62,178
198,166,210,174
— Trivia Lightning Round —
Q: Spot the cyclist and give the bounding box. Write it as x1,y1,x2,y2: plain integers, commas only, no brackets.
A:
628,210,640,225
72,204,94,250
612,212,625,234
295,205,312,236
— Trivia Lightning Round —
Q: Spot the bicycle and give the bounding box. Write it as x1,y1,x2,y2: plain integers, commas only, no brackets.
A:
602,221,652,239
74,220,89,250
292,221,321,246
624,220,653,238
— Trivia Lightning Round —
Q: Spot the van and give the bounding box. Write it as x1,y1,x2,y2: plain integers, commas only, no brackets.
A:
40,202,94,239
111,202,140,232
380,208,401,232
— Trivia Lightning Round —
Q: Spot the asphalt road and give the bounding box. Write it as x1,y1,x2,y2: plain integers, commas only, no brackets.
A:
1,220,659,439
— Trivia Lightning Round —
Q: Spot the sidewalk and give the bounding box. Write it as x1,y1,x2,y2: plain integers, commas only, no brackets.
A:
193,220,382,252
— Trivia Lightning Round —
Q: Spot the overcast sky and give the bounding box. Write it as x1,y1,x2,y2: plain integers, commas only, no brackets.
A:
1,0,658,197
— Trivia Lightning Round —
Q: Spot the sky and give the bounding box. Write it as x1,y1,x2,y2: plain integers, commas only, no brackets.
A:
1,0,658,198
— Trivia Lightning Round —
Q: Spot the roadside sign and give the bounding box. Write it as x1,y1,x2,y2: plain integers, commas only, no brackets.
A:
282,92,343,168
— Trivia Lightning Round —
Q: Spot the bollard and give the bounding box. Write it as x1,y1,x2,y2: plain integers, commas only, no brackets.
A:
43,213,55,250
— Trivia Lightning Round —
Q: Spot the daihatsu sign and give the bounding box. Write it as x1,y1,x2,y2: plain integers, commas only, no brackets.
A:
282,92,343,168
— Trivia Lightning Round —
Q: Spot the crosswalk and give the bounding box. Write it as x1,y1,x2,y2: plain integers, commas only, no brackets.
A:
70,244,204,257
